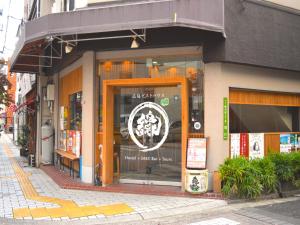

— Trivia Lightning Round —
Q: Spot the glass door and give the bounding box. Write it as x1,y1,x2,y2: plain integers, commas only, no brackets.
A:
114,85,182,184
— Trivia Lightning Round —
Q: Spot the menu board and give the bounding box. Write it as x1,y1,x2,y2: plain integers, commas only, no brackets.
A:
230,134,240,158
249,133,264,159
186,138,207,169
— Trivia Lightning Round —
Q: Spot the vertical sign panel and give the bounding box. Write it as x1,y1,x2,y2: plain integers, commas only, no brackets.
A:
230,133,240,158
240,133,249,157
223,97,228,140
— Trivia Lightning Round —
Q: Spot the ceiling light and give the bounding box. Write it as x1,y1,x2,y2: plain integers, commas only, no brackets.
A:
131,37,139,49
65,43,73,54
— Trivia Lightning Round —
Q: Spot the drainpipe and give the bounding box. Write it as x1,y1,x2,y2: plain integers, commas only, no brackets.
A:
35,74,42,167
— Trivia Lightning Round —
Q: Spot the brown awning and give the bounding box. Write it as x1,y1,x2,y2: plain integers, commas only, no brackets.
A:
10,0,225,73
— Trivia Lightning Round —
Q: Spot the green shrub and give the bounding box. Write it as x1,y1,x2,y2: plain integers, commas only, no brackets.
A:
289,152,300,188
250,158,277,193
219,152,300,199
268,153,294,183
219,157,262,199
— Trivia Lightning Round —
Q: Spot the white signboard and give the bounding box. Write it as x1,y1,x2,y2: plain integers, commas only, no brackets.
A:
187,138,207,169
249,133,264,159
20,74,35,97
230,133,240,158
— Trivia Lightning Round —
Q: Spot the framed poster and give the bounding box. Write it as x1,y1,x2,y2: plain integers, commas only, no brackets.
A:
280,134,299,153
249,133,264,159
280,134,292,153
230,134,240,158
186,138,207,169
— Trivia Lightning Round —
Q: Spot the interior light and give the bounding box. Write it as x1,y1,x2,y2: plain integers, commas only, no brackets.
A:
131,36,139,49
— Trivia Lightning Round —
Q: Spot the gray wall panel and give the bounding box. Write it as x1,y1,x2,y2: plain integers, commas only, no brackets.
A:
223,0,300,71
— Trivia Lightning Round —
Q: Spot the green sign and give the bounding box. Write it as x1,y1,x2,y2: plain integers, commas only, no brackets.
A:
160,98,169,107
223,97,228,140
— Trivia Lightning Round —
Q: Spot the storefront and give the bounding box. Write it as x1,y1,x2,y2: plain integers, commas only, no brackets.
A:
9,0,300,192
95,47,204,187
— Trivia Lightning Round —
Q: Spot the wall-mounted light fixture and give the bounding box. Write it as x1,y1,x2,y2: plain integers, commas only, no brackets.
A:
65,43,74,54
131,36,139,49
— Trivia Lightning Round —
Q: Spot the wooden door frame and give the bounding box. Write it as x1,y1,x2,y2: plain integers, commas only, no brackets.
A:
102,77,189,189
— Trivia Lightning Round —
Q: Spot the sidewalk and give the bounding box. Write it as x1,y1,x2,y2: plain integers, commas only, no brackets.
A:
0,133,227,223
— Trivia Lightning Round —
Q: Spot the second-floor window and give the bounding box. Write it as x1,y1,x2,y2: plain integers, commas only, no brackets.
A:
64,0,75,11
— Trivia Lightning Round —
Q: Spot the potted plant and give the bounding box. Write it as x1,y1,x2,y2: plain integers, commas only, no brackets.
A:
17,125,29,157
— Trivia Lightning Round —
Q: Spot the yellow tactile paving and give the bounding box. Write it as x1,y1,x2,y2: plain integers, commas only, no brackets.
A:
97,203,134,215
13,208,31,218
65,207,90,218
4,145,134,219
46,207,68,218
80,206,102,216
30,208,49,218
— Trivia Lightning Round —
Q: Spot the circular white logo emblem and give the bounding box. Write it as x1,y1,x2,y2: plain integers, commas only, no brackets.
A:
194,122,201,130
128,102,169,152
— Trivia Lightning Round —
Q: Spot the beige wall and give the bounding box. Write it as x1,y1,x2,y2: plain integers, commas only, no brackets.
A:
264,0,300,10
81,51,96,183
204,63,300,172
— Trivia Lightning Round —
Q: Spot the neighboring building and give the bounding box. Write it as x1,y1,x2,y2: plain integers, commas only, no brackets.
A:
9,0,300,191
13,73,37,157
5,63,16,133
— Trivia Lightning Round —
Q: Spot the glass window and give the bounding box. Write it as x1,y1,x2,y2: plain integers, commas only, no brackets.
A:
230,104,300,133
69,92,82,130
97,55,204,133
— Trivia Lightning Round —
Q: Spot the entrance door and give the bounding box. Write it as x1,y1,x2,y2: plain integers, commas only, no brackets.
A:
102,77,188,187
114,86,182,185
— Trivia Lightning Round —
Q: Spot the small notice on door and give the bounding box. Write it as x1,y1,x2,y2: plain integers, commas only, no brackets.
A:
187,138,207,169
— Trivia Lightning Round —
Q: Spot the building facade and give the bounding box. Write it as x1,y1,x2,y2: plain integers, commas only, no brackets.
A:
10,0,300,190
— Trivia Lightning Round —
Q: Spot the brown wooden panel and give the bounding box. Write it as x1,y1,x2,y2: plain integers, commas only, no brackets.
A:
264,134,280,155
188,133,204,138
59,67,83,107
229,89,300,106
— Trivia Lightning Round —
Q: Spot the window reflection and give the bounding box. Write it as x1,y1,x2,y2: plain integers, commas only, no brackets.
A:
230,104,300,133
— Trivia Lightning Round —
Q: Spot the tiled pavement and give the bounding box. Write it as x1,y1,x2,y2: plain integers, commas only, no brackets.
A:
0,134,227,223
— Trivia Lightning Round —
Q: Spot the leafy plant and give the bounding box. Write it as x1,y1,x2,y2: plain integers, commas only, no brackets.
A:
17,125,30,148
251,157,277,193
0,73,12,110
289,152,300,188
219,157,262,199
219,152,300,199
268,153,294,183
